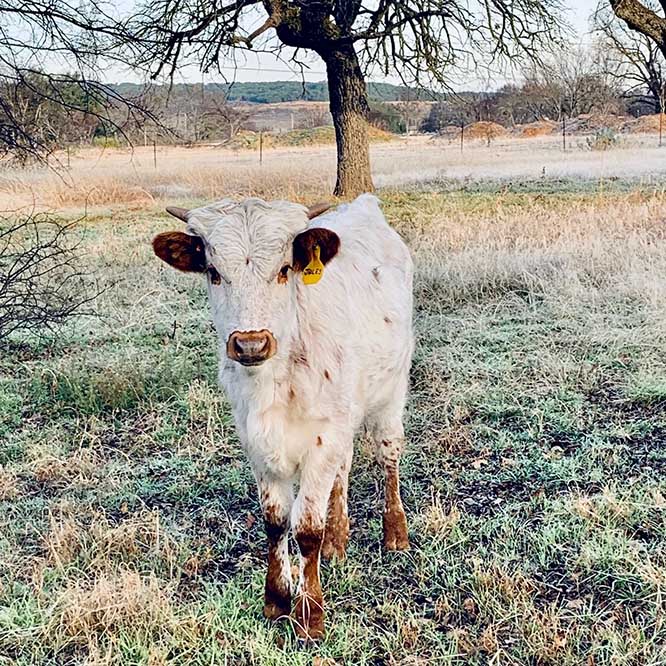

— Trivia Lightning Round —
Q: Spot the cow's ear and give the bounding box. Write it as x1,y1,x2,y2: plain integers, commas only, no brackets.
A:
292,228,340,272
153,232,207,273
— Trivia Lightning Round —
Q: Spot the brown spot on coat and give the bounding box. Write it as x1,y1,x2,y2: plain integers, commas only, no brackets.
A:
316,436,323,447
384,316,392,324
372,267,380,281
323,370,331,381
290,348,309,367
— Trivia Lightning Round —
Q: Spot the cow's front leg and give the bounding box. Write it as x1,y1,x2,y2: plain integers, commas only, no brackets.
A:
258,477,294,621
291,446,341,641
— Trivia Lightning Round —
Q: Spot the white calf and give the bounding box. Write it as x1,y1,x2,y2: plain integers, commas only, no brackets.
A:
153,194,413,639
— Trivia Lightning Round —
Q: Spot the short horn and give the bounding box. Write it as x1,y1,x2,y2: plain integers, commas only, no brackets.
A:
307,202,331,219
166,206,190,222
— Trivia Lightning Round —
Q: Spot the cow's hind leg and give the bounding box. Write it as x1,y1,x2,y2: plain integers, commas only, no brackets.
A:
322,446,352,561
259,477,294,621
371,405,409,551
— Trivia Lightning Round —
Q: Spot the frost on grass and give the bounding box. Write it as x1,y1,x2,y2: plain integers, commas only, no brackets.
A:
1,159,666,664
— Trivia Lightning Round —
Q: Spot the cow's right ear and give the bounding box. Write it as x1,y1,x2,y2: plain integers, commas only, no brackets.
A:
153,232,207,273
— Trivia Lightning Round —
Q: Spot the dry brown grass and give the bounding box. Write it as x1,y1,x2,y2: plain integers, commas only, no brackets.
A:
52,571,175,642
0,466,19,500
4,133,665,215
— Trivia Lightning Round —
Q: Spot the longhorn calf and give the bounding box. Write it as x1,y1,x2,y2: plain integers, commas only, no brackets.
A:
153,194,413,639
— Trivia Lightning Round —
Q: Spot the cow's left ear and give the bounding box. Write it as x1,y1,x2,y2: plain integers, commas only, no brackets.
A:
153,231,207,273
292,228,340,272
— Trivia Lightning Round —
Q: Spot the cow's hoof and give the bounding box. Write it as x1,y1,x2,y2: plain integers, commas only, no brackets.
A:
321,528,348,561
294,593,325,641
384,532,410,551
294,620,325,642
383,511,410,551
263,601,290,621
321,541,346,561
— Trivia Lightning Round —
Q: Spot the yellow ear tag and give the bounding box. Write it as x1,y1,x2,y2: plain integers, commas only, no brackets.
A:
303,244,324,285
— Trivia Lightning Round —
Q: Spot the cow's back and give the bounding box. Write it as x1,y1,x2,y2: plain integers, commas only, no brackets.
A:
303,195,413,426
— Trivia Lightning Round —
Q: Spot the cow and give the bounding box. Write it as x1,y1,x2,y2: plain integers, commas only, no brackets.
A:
152,194,413,640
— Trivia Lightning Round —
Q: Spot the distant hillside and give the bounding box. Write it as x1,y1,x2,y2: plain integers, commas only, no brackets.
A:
112,80,434,103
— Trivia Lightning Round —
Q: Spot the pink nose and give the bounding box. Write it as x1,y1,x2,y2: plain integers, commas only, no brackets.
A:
227,330,277,366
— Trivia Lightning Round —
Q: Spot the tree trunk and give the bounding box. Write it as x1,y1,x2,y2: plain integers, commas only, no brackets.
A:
321,44,373,197
610,0,666,60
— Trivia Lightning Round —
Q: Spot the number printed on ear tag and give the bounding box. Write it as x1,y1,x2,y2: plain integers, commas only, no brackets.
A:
303,244,324,285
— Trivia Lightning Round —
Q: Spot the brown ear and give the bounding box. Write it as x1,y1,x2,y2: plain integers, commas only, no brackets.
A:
292,228,340,272
153,232,206,273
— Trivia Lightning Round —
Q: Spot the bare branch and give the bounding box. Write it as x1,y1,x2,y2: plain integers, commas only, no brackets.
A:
0,214,104,341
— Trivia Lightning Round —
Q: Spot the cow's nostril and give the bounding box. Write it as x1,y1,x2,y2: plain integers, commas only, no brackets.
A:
233,336,245,355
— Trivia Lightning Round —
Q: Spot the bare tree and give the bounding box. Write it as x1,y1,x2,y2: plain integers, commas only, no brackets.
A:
128,1,564,196
0,2,152,163
595,1,665,114
0,215,100,340
520,46,621,120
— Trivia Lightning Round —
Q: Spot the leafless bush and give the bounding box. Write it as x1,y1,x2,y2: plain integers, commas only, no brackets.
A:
0,215,99,341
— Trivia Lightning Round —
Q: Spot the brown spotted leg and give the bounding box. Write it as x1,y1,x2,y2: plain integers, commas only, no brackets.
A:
321,445,352,560
373,415,409,551
292,440,344,640
259,478,294,620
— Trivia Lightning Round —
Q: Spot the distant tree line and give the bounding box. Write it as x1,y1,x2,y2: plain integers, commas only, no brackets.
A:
114,81,431,105
1,43,664,158
422,42,663,133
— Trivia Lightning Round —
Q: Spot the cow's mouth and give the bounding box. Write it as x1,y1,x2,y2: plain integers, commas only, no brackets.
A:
236,356,269,367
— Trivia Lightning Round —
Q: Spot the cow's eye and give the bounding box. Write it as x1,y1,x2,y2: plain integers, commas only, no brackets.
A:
277,264,290,284
207,265,222,285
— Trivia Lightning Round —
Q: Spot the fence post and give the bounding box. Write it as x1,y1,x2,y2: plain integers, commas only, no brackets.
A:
153,139,157,169
259,131,263,164
460,121,464,153
562,114,567,152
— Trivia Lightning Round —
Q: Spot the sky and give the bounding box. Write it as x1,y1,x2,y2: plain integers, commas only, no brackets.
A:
102,1,600,87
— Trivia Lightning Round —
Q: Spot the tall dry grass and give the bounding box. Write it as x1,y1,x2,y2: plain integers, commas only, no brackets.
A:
2,134,666,213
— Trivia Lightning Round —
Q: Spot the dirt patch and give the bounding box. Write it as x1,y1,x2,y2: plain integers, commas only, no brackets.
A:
464,121,507,141
622,114,666,135
515,120,558,138
564,113,629,135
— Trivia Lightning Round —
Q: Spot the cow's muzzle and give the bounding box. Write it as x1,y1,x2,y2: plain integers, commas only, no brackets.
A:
227,329,277,366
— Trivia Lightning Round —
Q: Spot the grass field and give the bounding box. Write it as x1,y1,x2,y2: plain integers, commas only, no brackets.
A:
2,139,666,665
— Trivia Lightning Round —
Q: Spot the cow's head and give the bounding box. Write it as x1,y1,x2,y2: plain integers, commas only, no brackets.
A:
153,198,339,367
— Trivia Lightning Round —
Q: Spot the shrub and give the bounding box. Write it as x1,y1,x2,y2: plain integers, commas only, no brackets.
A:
585,128,622,151
0,214,100,341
